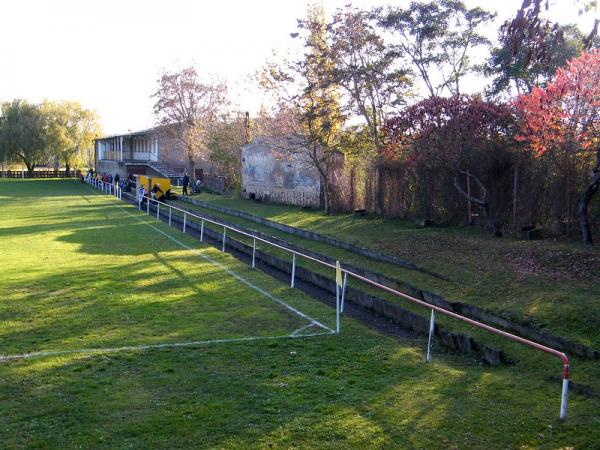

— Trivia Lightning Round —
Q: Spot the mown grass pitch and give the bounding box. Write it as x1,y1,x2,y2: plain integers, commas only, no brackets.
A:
0,179,598,448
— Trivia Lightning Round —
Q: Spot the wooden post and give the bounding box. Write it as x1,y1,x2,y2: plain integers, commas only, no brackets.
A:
467,174,472,226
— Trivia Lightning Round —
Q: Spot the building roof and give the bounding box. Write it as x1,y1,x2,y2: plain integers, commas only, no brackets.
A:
94,125,159,142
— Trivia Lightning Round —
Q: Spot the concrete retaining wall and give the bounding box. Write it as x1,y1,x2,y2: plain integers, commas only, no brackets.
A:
175,197,600,361
148,201,508,365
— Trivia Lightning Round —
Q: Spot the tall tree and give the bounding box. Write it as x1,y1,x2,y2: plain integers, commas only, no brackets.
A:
328,5,411,213
206,112,247,189
152,67,228,180
380,0,494,97
486,0,598,96
42,101,101,176
0,100,47,176
515,49,600,245
260,4,345,213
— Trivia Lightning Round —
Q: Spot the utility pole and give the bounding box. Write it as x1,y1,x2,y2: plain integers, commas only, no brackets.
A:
244,111,250,144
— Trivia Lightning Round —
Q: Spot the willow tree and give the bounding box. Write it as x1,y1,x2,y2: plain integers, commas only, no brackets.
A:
42,101,100,175
0,100,47,176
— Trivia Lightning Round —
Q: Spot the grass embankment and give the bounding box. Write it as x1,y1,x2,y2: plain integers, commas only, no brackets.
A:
0,180,599,448
172,192,600,351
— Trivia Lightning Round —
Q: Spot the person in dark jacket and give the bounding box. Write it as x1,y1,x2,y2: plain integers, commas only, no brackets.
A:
152,183,165,202
182,172,189,196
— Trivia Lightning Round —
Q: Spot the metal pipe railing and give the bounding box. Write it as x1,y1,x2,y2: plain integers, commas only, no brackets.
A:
87,179,571,419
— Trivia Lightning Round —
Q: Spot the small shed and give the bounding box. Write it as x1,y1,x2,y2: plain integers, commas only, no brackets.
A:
241,136,322,207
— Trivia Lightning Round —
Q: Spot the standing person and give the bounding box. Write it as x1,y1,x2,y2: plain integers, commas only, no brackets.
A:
114,173,120,186
138,185,146,207
182,172,189,196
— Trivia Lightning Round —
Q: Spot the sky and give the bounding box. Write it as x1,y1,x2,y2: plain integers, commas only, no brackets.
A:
0,0,597,135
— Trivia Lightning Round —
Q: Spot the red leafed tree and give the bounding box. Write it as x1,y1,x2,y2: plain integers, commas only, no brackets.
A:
515,49,600,245
383,95,515,235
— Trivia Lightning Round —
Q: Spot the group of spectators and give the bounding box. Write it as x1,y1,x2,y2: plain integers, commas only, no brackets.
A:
84,169,202,198
85,168,135,192
84,168,185,207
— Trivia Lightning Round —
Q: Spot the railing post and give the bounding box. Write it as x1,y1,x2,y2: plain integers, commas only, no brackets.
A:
426,309,436,362
183,212,187,233
335,261,341,334
290,253,296,288
200,220,204,242
340,272,348,313
560,365,569,420
222,227,226,252
252,238,256,268
156,202,160,220
146,198,150,215
169,206,172,226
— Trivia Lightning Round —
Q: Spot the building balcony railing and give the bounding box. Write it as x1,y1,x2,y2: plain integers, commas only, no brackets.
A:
98,150,159,163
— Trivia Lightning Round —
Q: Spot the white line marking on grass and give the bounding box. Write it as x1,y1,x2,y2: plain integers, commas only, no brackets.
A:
291,323,319,337
0,332,334,362
117,205,335,334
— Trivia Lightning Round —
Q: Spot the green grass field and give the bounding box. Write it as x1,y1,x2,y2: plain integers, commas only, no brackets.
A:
1,179,599,449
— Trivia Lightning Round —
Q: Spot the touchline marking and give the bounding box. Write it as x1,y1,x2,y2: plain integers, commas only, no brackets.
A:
117,205,335,334
0,332,334,362
291,323,319,337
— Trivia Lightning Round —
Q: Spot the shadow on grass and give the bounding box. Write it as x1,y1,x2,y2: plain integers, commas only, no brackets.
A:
0,257,307,356
0,179,85,198
0,330,596,449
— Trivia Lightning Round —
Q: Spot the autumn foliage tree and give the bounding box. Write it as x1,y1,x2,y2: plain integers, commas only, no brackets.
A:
384,95,516,235
515,49,600,245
